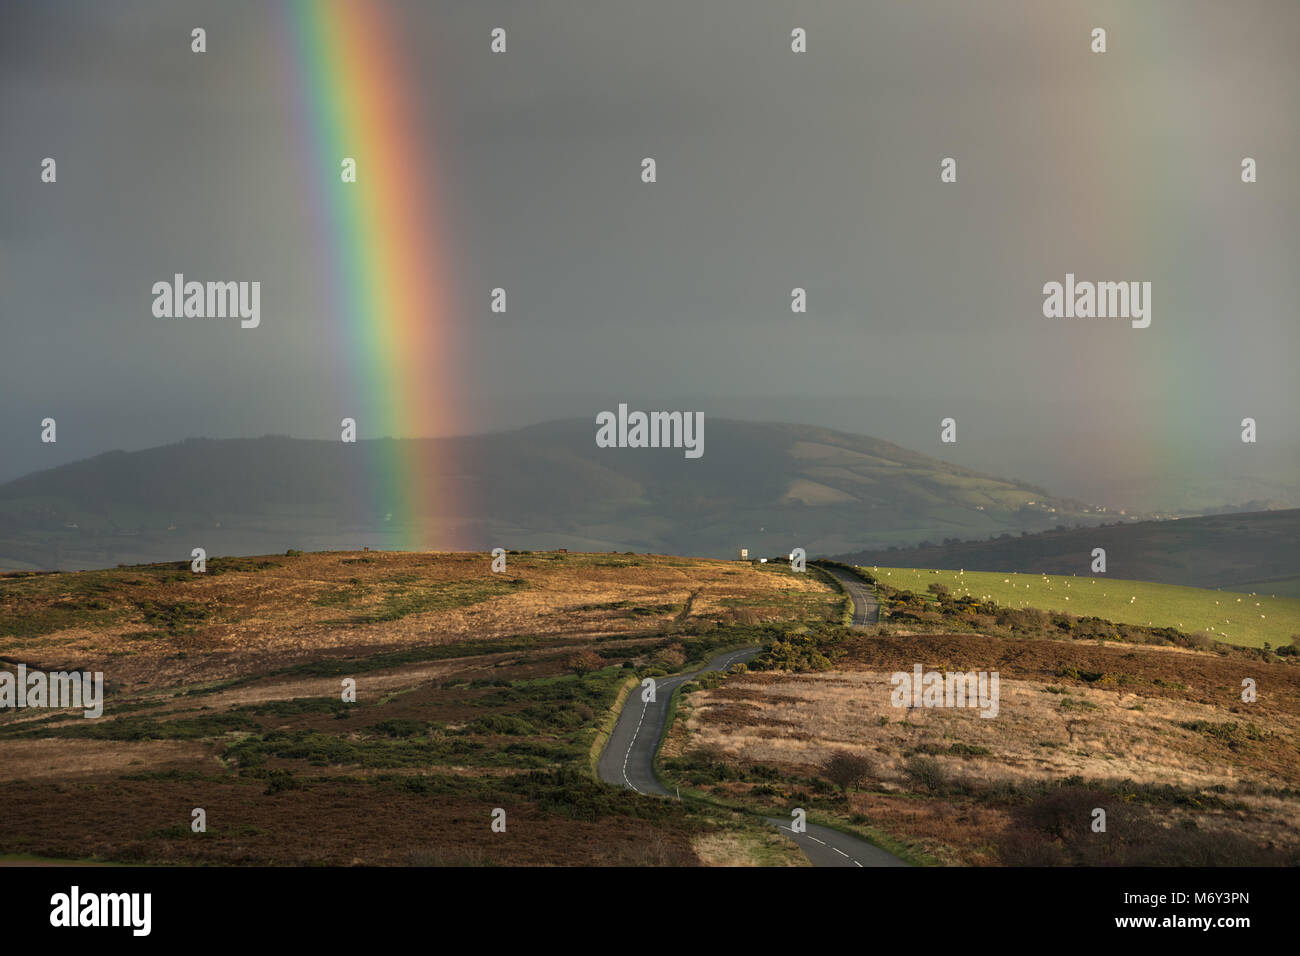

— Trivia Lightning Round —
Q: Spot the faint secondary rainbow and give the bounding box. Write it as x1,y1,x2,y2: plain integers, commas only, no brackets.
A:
278,0,460,549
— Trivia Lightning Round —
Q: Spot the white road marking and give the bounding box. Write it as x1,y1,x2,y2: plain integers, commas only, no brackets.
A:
614,649,880,867
621,698,650,794
619,655,746,794
774,824,866,867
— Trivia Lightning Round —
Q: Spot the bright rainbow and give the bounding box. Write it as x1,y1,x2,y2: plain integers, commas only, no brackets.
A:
278,0,460,550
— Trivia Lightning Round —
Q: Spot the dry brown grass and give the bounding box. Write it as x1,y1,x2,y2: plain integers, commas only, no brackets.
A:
0,551,836,866
2,551,835,693
674,631,1300,864
0,739,215,780
687,670,1300,790
691,829,809,867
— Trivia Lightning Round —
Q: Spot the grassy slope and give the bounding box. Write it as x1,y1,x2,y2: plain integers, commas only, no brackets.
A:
835,509,1300,593
868,565,1300,649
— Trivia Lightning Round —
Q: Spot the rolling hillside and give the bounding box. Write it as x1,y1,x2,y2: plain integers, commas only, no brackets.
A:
834,510,1300,596
0,420,1111,571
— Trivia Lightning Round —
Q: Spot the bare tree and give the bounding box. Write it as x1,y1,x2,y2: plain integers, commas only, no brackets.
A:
566,649,604,678
822,749,874,793
902,756,948,795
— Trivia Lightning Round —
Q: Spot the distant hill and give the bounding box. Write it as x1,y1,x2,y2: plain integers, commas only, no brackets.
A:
0,419,1118,570
833,509,1300,596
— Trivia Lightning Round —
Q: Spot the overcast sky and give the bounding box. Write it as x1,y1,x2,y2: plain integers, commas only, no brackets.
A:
2,0,1297,510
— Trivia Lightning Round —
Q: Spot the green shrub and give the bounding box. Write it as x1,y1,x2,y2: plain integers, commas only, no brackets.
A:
369,718,427,738
467,714,537,736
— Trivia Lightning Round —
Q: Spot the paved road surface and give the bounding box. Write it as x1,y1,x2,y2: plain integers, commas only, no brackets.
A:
765,818,910,868
597,628,909,866
819,564,880,627
597,647,758,795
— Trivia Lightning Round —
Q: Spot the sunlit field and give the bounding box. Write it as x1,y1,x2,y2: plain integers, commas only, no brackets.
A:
865,567,1300,650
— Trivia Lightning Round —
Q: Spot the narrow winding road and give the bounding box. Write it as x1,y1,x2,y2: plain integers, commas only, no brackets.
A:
597,647,758,796
597,564,909,867
765,818,909,868
820,564,880,626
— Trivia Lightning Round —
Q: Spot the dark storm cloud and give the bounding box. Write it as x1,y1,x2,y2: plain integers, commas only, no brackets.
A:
1,0,1296,512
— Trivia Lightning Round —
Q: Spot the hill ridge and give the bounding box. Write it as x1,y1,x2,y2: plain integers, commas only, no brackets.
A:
1,418,1120,571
